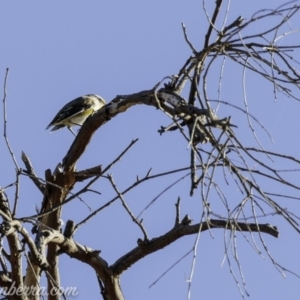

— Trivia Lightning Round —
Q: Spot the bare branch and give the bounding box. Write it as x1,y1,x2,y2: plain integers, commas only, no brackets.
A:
107,174,148,241
2,68,19,171
112,219,279,275
21,151,45,194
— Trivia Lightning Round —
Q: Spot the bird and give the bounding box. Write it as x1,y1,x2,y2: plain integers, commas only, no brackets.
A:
46,94,106,136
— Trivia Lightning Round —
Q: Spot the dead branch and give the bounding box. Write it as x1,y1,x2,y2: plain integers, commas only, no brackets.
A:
111,218,279,275
21,152,45,194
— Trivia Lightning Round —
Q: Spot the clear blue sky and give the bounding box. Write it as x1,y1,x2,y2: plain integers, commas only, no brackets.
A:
0,1,300,299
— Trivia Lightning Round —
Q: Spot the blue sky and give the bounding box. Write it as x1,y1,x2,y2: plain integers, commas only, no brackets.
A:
1,1,300,299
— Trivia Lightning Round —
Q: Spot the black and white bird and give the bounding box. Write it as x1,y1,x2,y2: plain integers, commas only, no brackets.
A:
46,94,106,135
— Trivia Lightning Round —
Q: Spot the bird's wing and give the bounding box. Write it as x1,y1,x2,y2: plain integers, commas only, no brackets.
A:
46,100,93,128
49,124,65,132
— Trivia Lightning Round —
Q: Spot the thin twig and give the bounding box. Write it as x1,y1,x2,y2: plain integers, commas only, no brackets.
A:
2,68,19,170
107,174,148,241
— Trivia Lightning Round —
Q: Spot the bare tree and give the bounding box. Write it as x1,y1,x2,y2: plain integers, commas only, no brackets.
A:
1,1,300,299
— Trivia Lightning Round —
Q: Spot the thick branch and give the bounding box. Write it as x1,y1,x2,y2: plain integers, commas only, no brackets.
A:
21,152,45,194
74,165,102,182
0,190,26,300
62,90,155,171
62,89,212,172
111,218,279,275
0,221,48,269
36,229,124,300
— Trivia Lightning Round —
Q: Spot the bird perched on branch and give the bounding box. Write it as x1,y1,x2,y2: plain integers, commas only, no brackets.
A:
46,94,106,136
